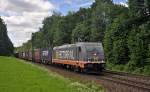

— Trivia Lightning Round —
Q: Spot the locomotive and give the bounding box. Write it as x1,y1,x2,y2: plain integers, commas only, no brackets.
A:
17,42,105,73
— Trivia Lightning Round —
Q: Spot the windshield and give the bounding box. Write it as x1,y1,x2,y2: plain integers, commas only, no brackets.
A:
85,46,104,62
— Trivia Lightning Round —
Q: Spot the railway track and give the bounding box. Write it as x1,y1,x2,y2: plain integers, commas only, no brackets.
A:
104,70,150,79
33,62,150,92
100,70,150,91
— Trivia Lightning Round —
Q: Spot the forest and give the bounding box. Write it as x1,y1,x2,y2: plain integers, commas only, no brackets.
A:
17,0,150,75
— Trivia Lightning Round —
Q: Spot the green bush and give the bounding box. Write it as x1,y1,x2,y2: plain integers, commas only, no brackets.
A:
143,66,150,75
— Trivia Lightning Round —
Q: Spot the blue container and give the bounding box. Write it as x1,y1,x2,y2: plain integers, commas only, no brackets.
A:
41,48,52,64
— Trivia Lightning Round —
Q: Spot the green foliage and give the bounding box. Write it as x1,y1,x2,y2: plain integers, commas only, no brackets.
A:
143,66,150,75
129,0,150,17
104,14,130,65
90,1,111,42
72,20,92,42
0,17,14,56
128,23,150,70
127,27,148,70
106,62,125,72
104,0,150,75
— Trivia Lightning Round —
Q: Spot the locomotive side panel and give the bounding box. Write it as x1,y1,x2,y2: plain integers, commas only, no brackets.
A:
52,45,82,68
52,42,105,73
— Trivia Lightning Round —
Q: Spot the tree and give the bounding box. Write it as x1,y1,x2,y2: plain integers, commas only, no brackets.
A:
72,20,91,43
90,0,112,42
104,14,130,65
129,0,150,17
0,17,14,56
42,13,62,47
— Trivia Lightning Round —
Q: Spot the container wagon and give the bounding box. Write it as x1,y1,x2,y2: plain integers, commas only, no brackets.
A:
33,49,41,63
25,51,29,60
28,51,32,61
41,48,52,64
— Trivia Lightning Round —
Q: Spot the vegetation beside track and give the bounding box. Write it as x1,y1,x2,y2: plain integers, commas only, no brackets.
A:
0,56,105,92
106,62,150,76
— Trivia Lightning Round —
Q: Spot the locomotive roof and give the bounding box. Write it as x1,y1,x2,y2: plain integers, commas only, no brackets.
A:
76,42,102,46
53,42,102,49
53,44,76,49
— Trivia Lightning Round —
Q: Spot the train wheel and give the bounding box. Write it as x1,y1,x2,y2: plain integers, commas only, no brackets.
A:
66,65,70,69
74,66,81,72
82,68,88,74
73,66,77,72
80,68,84,73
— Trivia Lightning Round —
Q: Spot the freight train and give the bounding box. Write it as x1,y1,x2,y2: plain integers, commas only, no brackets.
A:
17,42,105,73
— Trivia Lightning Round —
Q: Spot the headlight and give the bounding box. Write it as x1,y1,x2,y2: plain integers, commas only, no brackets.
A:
87,58,91,62
101,60,105,63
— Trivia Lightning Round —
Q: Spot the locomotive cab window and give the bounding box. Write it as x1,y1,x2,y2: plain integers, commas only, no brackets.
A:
85,45,104,62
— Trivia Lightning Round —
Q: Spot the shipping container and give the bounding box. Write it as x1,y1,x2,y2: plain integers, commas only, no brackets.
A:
22,52,26,59
25,51,29,60
28,51,32,61
33,49,41,63
18,52,23,58
41,48,52,64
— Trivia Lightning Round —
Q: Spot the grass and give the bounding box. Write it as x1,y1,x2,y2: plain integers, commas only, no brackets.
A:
0,56,105,92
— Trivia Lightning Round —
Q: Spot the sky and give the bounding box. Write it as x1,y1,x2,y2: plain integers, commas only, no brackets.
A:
0,0,127,47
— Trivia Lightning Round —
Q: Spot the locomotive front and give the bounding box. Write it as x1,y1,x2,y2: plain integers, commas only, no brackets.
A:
77,42,105,73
